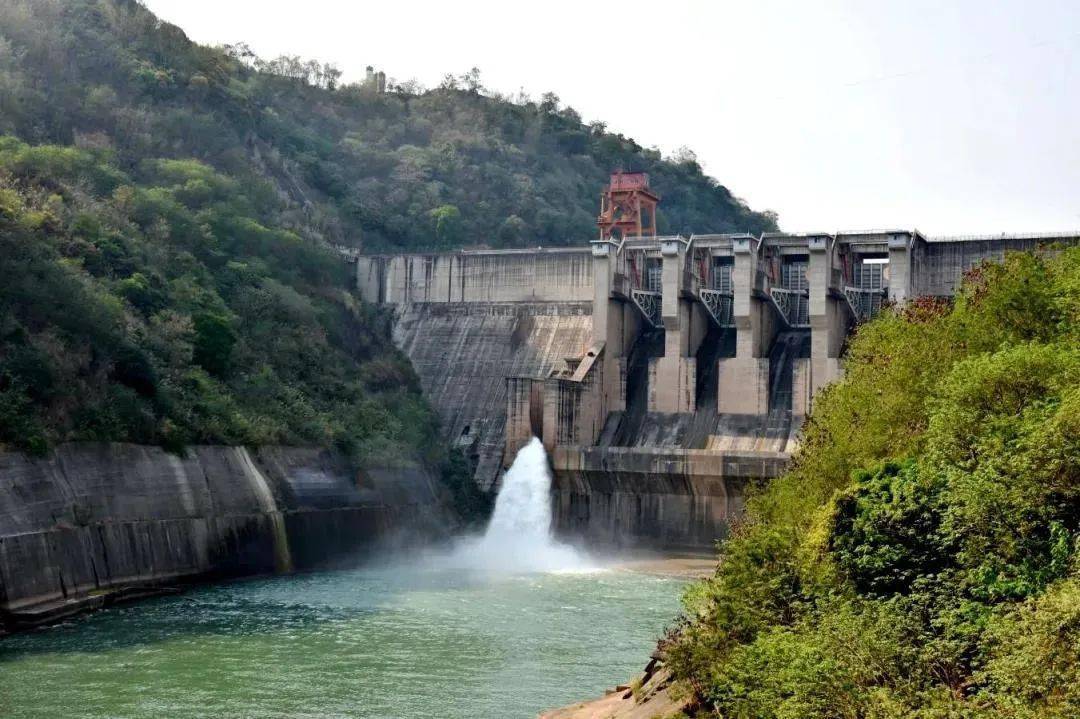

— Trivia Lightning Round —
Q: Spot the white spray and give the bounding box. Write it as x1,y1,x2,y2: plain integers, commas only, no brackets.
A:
440,437,594,573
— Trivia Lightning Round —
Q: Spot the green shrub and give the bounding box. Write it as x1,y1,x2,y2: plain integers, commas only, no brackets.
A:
192,312,235,376
829,461,951,597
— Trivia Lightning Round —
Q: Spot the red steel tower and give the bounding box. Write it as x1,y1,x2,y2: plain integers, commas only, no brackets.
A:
597,171,659,241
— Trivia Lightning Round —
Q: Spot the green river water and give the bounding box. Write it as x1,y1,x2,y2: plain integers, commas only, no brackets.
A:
0,564,686,719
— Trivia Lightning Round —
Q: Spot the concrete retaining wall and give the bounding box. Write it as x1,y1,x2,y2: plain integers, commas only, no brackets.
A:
551,445,787,550
913,237,1074,297
0,444,450,626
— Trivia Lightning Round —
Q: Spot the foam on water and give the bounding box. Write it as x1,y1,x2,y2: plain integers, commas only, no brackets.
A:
437,437,596,574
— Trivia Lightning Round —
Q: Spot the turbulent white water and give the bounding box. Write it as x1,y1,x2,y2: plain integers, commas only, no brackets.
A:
440,437,595,573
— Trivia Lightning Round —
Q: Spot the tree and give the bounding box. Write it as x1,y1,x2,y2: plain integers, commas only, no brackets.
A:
429,204,463,247
671,145,698,165
539,91,560,114
322,63,342,90
461,66,483,94
498,215,526,244
192,312,235,377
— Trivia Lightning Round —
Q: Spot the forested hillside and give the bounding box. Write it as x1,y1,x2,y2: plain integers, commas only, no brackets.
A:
0,0,773,500
666,248,1080,718
0,0,775,252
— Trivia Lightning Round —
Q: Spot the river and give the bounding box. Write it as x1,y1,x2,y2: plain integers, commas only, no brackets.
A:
0,439,693,718
0,564,684,718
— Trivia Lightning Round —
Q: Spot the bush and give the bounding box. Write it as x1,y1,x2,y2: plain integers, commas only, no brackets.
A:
829,461,951,597
192,312,235,376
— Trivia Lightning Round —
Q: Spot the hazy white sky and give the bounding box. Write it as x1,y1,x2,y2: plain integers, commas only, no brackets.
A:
143,0,1079,235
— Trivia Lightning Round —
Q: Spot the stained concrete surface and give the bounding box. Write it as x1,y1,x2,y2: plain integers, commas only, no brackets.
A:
0,443,451,628
394,302,592,490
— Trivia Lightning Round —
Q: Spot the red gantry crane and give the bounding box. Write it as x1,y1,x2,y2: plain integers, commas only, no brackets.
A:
596,171,659,241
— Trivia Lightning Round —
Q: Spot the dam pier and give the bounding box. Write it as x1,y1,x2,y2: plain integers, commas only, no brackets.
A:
353,173,1080,550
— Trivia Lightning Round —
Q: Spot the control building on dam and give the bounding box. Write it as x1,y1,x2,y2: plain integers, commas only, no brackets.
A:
351,173,1080,550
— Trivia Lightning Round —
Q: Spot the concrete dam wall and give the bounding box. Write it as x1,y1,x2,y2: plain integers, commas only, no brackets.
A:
551,446,788,550
395,302,593,491
356,248,594,305
0,443,451,629
353,229,1080,551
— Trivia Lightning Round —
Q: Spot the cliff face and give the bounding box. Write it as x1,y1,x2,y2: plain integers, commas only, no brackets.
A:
0,444,451,628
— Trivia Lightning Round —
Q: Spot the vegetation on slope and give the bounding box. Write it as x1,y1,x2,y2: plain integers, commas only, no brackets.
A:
0,0,776,253
0,138,438,463
664,248,1080,718
0,0,772,501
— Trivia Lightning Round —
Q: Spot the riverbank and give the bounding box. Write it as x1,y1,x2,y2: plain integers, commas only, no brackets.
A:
539,665,685,719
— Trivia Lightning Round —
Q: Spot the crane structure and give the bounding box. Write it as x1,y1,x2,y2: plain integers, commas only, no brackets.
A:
596,171,659,241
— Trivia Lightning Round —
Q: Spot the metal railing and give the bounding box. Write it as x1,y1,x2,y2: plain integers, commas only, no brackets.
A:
631,290,662,327
844,286,887,322
769,287,809,327
928,230,1080,243
699,289,734,327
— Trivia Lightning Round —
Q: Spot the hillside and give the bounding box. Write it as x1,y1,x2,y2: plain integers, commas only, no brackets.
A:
0,0,776,252
663,248,1080,718
0,0,773,512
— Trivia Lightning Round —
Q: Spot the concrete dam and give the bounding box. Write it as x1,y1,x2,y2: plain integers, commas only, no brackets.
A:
354,219,1080,550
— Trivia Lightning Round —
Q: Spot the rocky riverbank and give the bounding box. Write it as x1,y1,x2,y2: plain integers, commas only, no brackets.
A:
540,660,687,719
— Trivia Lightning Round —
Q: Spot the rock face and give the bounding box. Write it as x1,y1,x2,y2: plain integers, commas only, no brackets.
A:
0,443,451,628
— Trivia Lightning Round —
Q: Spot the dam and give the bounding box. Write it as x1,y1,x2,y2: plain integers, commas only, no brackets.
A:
353,172,1080,550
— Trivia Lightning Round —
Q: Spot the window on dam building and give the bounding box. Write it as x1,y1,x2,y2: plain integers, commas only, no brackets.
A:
711,256,734,293
645,257,663,293
780,256,809,292
847,255,890,321
853,256,888,290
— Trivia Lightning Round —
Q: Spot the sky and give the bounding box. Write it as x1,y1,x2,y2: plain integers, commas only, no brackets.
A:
142,0,1080,236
